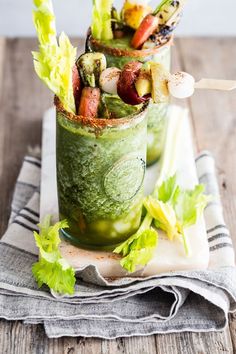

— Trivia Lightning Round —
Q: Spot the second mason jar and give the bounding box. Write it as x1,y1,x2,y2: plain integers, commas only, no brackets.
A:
88,34,172,165
55,97,148,250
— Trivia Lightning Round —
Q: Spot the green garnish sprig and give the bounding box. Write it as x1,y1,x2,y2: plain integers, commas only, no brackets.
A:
32,215,76,295
145,176,210,257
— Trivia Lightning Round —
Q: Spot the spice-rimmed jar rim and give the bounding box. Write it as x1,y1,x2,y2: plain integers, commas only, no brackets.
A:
54,96,149,130
89,35,173,58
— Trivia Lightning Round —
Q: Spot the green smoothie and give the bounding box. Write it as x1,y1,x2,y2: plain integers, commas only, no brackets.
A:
56,98,148,249
88,35,171,165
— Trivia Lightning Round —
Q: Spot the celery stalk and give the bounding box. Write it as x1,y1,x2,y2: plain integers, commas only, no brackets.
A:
157,107,187,186
91,0,113,40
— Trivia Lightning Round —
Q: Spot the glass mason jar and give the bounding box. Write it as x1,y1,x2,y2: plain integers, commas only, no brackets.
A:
88,34,172,166
55,97,148,250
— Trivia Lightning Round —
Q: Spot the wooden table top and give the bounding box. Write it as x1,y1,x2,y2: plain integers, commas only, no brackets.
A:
0,37,236,354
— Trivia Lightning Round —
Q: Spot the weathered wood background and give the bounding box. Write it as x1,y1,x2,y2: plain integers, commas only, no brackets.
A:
0,37,235,353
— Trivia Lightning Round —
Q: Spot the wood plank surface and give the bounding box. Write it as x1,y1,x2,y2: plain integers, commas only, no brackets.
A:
0,37,235,354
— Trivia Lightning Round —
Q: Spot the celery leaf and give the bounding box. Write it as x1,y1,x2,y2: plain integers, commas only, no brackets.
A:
174,184,210,229
144,196,179,241
32,216,76,295
155,174,179,203
114,228,158,273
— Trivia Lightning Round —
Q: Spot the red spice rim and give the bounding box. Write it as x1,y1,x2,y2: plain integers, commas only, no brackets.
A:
89,35,173,58
54,96,149,129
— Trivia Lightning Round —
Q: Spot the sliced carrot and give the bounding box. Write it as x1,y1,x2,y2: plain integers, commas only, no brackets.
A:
131,14,159,49
78,87,101,118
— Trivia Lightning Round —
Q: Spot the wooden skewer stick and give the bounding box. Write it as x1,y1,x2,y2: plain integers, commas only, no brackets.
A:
195,79,236,91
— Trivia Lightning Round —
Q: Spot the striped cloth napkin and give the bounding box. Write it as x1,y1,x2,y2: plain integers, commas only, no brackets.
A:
0,152,235,339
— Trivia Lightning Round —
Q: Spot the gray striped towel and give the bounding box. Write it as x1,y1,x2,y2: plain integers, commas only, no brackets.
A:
0,152,235,339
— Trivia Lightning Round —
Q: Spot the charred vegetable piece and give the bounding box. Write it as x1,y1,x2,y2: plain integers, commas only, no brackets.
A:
142,32,170,49
76,52,106,87
117,62,150,105
131,14,159,49
85,28,92,53
122,1,152,30
111,6,124,34
143,0,186,47
78,87,101,118
135,63,152,97
72,65,82,114
153,0,185,23
150,62,169,103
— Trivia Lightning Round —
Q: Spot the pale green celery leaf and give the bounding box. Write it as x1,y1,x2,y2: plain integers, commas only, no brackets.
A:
114,213,153,258
34,216,68,253
120,248,154,273
174,184,210,229
32,258,75,295
113,231,140,257
116,229,158,273
47,219,69,250
39,249,59,263
188,184,211,217
156,174,179,203
32,215,76,295
174,192,197,228
144,196,179,240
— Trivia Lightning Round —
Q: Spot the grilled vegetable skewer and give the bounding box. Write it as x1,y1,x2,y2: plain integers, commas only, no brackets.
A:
98,61,235,105
73,51,232,116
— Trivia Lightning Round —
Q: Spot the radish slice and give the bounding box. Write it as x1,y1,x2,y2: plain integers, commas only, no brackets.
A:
99,67,121,95
168,72,195,99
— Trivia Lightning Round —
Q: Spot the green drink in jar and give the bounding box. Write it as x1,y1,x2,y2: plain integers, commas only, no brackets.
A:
55,97,148,250
88,0,187,164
